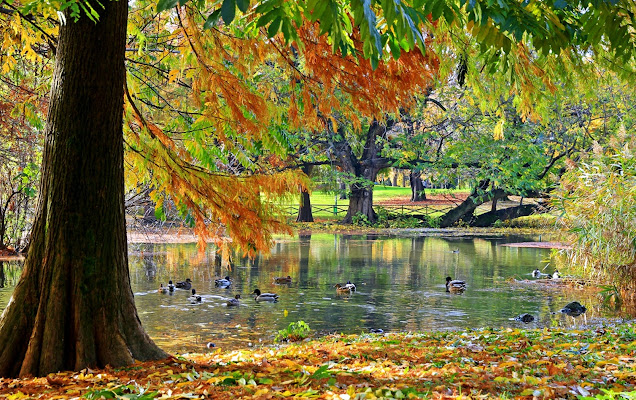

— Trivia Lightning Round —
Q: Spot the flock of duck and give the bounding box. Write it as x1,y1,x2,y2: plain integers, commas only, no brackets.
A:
158,275,468,304
157,276,284,305
157,268,586,326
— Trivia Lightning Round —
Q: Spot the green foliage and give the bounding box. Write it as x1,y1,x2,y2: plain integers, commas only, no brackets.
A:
375,208,423,228
84,384,158,400
274,320,311,342
351,212,370,226
578,388,636,400
553,134,636,290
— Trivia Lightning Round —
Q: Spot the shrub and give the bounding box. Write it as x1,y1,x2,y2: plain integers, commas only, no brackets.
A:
553,136,636,292
274,321,311,343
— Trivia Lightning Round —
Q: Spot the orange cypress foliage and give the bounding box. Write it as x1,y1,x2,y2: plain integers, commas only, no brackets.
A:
123,11,439,255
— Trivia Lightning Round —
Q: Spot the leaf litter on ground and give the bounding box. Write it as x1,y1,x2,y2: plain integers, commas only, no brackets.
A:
1,325,635,399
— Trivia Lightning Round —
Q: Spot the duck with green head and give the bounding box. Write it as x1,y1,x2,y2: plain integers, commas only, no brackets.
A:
445,277,466,293
253,289,279,302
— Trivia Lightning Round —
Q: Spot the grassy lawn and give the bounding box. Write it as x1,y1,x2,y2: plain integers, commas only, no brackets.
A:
282,186,465,220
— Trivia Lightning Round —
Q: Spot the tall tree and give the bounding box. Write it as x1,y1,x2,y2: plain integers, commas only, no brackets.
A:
0,0,166,377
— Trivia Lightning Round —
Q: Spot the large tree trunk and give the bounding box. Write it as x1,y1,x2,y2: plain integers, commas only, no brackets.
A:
471,204,544,227
342,184,377,224
410,171,426,201
336,121,393,225
438,181,509,228
296,165,314,222
0,1,166,378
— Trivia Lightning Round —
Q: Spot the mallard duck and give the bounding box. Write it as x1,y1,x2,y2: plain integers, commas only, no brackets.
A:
188,289,202,303
274,275,292,284
532,268,541,278
560,301,586,317
513,313,535,323
168,280,175,292
345,281,356,291
445,276,466,293
253,288,279,302
227,294,241,306
158,284,169,294
552,270,561,279
176,278,192,290
334,283,353,294
215,276,232,287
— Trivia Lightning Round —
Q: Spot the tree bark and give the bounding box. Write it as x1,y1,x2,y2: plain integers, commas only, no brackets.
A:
409,171,426,201
336,121,393,225
0,1,166,378
471,204,544,227
296,165,314,222
438,181,510,227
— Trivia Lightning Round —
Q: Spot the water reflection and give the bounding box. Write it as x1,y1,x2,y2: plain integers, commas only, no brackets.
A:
0,234,633,355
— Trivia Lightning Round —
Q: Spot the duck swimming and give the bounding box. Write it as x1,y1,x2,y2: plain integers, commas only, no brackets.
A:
532,268,541,278
334,283,353,294
168,280,175,292
176,278,192,290
274,275,292,284
215,276,232,287
252,289,279,302
560,301,586,317
513,313,535,323
445,277,467,293
158,284,169,294
227,294,241,306
188,289,201,303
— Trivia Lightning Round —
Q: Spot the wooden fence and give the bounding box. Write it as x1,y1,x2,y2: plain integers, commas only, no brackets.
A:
280,204,456,217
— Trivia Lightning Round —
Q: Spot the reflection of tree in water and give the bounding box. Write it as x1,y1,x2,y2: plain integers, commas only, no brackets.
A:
298,233,311,284
142,243,157,282
0,262,5,288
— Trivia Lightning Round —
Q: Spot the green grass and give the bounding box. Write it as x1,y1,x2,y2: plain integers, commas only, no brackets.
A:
283,186,465,220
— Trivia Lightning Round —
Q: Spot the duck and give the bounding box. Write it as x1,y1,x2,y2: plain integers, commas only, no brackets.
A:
215,276,232,287
445,276,467,293
451,249,460,254
167,280,175,292
253,288,279,302
334,283,353,294
560,301,586,317
176,278,192,290
552,270,561,279
227,294,241,306
532,268,541,278
274,275,292,284
345,280,356,291
188,289,202,303
158,284,169,293
513,313,535,323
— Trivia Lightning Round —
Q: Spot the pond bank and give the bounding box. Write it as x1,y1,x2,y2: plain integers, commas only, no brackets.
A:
1,325,634,399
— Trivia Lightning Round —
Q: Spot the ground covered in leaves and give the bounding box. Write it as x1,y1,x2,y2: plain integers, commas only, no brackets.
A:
1,326,636,399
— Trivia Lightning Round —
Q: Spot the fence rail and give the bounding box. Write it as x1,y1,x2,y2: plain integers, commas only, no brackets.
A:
280,204,456,217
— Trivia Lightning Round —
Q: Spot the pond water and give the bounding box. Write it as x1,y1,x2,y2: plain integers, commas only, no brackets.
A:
0,233,632,354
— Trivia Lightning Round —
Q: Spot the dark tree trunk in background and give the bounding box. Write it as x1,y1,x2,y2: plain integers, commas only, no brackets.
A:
439,181,509,228
296,165,314,222
339,181,348,199
0,0,166,378
410,171,426,201
335,121,393,225
472,204,544,227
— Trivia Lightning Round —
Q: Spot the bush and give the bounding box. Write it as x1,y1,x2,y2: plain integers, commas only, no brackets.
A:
274,321,311,343
553,136,636,291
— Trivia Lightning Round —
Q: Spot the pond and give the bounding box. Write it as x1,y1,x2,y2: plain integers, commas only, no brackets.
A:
0,233,631,354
